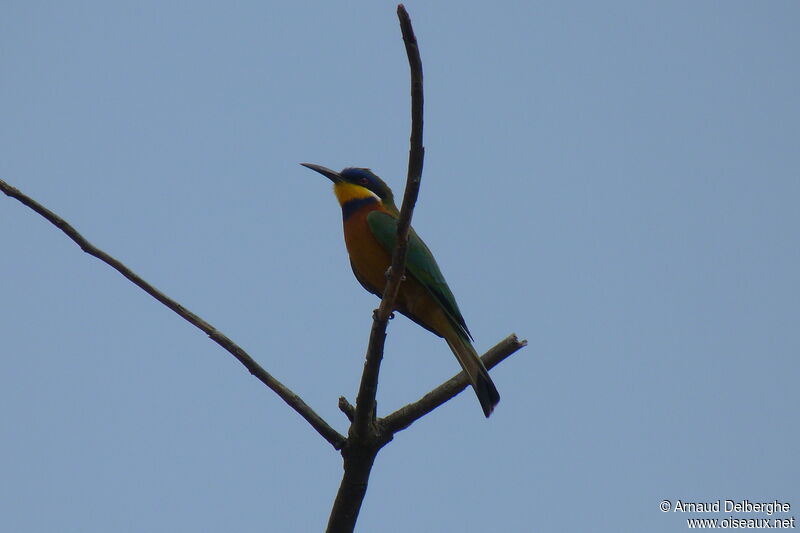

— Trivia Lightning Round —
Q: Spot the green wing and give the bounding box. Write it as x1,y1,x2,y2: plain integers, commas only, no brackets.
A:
367,210,473,341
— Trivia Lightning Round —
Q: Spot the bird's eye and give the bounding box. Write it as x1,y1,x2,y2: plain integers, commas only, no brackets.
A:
359,177,369,186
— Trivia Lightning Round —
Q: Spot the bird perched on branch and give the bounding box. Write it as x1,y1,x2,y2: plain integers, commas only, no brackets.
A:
301,163,500,417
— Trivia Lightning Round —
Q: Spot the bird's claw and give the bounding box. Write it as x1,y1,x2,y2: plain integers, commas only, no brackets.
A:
384,266,406,282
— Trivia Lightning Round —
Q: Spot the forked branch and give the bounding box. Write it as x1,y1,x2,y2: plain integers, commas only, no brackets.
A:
325,5,426,533
2,6,527,533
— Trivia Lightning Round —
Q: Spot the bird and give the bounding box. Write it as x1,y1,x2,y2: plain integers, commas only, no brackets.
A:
301,163,500,417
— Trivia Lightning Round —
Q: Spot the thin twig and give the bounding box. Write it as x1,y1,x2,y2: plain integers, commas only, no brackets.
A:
0,178,346,450
382,335,528,433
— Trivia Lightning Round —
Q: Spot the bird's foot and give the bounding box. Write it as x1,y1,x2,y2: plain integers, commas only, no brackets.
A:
372,309,396,320
384,266,406,282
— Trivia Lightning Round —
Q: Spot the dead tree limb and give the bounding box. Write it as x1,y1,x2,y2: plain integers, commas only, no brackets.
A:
325,6,526,533
0,178,346,450
2,6,528,533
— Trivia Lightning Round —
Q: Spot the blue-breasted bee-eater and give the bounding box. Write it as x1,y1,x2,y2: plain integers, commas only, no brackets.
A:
301,163,500,417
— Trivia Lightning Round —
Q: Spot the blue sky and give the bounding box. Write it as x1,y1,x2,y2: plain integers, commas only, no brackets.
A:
2,2,798,532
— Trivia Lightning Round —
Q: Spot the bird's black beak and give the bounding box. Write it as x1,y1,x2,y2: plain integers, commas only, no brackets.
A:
300,163,342,183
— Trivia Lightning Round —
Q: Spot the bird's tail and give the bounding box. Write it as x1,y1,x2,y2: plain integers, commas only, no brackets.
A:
444,333,500,417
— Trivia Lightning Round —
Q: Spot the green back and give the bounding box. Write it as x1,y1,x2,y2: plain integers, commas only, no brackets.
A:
367,210,473,341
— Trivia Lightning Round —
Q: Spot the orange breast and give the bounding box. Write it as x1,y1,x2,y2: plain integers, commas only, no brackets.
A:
342,205,393,294
342,204,453,339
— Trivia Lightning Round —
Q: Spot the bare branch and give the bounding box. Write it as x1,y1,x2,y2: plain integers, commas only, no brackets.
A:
0,178,346,450
352,3,425,435
326,6,425,532
382,335,528,433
